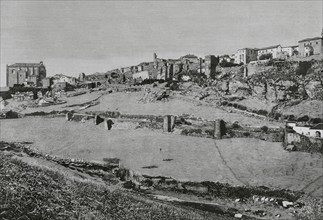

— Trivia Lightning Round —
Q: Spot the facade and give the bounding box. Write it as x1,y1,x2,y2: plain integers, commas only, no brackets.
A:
298,36,323,57
132,71,149,81
6,61,46,87
257,45,282,59
234,48,258,64
42,78,52,88
52,74,78,85
282,46,298,57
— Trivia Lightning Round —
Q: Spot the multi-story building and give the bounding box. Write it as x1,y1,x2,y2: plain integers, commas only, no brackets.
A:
298,34,323,57
6,61,46,87
234,48,258,64
257,45,282,59
282,45,299,57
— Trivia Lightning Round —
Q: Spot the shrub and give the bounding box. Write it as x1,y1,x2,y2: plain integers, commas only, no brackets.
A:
259,53,273,60
274,113,282,120
236,104,247,111
297,115,310,122
287,115,296,121
309,118,322,124
296,61,312,76
257,109,268,116
243,132,251,137
221,101,228,106
231,122,241,129
261,126,269,133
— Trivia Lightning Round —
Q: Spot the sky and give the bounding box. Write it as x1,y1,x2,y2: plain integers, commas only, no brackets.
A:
1,0,322,86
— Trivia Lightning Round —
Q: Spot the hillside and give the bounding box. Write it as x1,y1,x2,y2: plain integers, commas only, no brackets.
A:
0,152,230,220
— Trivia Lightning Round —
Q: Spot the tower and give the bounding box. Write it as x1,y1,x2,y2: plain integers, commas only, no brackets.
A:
153,53,158,69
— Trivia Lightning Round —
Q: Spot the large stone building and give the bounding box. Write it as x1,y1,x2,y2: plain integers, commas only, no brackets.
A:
235,48,258,64
298,34,323,57
257,45,282,59
6,61,46,87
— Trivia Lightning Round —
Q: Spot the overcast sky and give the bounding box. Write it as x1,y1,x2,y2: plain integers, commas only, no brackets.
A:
1,1,322,86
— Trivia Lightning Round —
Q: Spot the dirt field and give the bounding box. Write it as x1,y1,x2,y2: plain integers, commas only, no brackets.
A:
1,117,322,197
6,89,282,127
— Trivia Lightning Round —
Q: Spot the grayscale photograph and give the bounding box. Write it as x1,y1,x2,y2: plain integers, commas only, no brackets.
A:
0,0,322,219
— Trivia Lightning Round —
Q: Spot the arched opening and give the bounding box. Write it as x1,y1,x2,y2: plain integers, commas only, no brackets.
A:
315,131,321,138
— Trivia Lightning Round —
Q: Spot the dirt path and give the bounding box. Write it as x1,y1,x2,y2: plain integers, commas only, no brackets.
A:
213,140,249,186
301,175,323,196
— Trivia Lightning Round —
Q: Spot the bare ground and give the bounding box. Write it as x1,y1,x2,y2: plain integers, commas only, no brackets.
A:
1,117,322,198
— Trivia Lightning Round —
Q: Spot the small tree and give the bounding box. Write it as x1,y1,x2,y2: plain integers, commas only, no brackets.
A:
259,53,273,60
261,126,269,133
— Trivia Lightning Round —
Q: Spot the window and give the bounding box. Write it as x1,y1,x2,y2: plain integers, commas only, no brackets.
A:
316,41,318,44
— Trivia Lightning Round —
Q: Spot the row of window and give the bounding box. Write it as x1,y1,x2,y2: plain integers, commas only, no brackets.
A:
304,41,319,46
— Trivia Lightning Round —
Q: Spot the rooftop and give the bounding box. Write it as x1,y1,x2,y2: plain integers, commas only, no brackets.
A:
181,54,198,59
298,37,323,43
239,48,259,51
8,62,44,67
258,45,281,50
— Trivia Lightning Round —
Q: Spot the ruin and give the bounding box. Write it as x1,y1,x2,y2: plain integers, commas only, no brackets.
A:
163,115,176,132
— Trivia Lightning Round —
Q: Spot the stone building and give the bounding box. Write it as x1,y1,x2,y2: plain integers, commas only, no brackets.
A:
298,34,323,57
257,45,282,59
42,78,52,88
6,61,46,87
235,48,258,64
281,45,299,57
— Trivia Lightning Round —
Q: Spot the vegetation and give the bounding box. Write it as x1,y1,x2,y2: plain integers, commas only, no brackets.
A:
259,53,273,60
0,153,216,220
219,59,241,68
296,61,312,76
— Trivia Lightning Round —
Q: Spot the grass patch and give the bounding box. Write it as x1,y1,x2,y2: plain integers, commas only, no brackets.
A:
0,152,217,220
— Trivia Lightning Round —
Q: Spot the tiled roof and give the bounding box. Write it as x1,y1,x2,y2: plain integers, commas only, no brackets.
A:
258,45,281,50
240,48,258,51
298,37,322,43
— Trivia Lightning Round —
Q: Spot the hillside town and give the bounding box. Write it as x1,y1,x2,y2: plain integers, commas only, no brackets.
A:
1,1,323,220
4,31,323,92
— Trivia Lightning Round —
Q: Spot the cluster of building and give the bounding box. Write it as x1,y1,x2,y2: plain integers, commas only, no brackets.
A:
5,32,323,88
232,32,323,64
